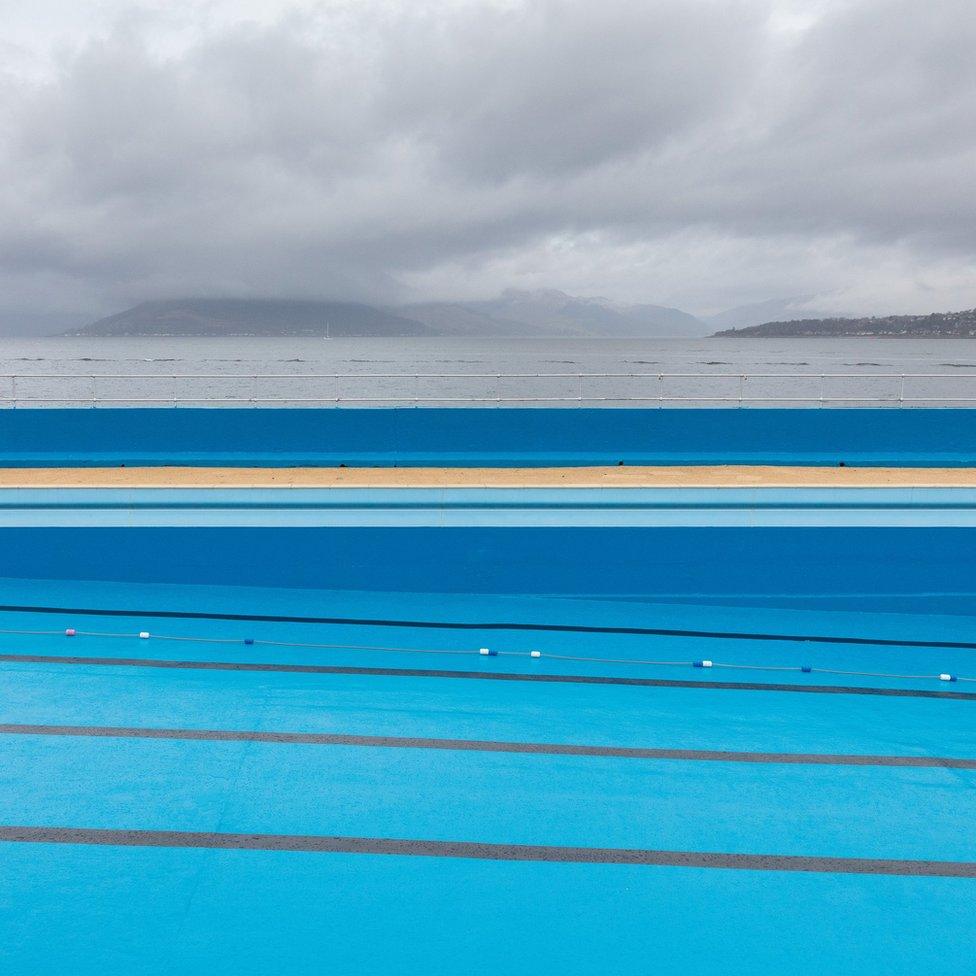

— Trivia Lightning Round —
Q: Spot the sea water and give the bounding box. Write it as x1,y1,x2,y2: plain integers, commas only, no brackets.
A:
1,335,975,406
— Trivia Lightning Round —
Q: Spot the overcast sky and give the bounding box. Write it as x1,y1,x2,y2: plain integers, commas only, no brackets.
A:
1,0,974,328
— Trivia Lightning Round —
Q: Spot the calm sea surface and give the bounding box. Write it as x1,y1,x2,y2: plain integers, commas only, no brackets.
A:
2,335,976,407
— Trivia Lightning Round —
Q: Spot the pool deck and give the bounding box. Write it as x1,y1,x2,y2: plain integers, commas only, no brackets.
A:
3,464,976,486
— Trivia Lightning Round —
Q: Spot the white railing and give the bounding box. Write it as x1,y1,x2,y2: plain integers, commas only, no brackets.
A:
0,372,975,407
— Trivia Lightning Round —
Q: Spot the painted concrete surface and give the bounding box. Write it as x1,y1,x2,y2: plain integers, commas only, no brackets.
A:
3,843,972,976
7,729,975,859
4,464,976,486
2,407,976,466
5,486,976,527
0,524,973,614
2,577,976,682
0,405,973,976
1,582,975,973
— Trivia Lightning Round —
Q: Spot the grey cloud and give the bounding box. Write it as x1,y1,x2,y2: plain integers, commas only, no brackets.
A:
0,0,974,323
687,0,976,245
379,1,767,180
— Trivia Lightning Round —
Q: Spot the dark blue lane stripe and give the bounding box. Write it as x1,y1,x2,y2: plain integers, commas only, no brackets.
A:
1,653,974,699
2,826,973,876
3,723,973,767
0,603,974,650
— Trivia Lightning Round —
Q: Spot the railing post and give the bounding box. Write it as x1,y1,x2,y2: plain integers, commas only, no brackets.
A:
738,374,744,407
658,373,663,408
91,375,96,409
578,372,583,405
819,374,825,408
899,373,905,407
10,375,16,410
335,374,340,405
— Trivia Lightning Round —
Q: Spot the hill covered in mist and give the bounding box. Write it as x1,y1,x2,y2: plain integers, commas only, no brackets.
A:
68,299,434,337
68,290,710,338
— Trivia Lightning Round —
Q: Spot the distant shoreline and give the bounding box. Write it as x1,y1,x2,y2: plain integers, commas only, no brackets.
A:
713,309,976,338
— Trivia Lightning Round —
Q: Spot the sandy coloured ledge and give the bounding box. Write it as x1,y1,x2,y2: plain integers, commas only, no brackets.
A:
0,465,975,487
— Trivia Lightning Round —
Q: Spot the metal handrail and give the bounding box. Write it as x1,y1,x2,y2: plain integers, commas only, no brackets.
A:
0,371,972,378
0,371,974,407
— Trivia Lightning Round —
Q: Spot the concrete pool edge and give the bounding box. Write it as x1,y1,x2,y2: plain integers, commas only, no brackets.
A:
3,465,976,486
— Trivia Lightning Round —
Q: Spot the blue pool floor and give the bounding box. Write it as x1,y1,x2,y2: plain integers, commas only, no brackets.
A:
1,577,974,974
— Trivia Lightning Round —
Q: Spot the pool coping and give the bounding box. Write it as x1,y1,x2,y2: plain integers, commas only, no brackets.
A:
2,465,976,487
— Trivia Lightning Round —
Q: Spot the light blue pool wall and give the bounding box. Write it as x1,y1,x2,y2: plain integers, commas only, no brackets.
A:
1,407,975,466
0,526,973,613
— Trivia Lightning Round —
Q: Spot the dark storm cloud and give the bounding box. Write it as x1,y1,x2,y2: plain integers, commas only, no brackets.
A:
0,0,974,320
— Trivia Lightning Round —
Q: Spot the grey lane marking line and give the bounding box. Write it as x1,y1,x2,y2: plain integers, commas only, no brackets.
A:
2,653,975,700
1,827,974,876
2,723,974,768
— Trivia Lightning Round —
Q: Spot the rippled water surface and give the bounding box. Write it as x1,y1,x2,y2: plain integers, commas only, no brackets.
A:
2,335,975,406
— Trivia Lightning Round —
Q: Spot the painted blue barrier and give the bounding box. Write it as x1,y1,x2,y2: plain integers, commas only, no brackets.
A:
0,408,975,466
0,526,972,613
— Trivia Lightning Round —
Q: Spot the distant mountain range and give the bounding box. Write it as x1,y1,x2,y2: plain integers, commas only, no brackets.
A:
64,292,974,339
66,290,711,338
713,308,976,337
435,289,706,337
68,299,434,338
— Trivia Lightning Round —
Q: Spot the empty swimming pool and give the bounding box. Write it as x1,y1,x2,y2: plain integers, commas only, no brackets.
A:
1,407,975,973
1,475,974,975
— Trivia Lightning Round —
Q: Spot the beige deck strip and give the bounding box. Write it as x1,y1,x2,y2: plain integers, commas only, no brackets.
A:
2,466,976,487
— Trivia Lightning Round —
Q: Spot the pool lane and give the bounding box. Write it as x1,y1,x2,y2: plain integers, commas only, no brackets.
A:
3,654,976,756
5,724,974,768
4,727,976,863
2,595,976,698
3,608,976,972
7,655,975,704
2,842,972,976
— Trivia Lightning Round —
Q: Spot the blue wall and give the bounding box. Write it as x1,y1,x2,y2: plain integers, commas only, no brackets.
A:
1,526,973,613
1,408,976,466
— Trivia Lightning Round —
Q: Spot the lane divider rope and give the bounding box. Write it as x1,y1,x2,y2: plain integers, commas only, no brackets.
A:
0,625,971,685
